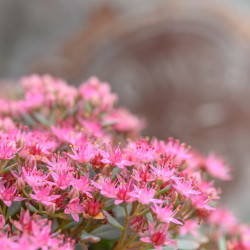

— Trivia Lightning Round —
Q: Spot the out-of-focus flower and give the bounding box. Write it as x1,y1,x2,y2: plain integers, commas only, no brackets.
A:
205,153,232,180
140,222,177,250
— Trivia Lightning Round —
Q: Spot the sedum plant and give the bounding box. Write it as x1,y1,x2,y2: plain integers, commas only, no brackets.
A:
0,75,248,249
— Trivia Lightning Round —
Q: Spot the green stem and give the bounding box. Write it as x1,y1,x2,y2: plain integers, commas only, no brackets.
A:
86,223,102,233
22,188,31,199
1,163,18,173
39,203,42,213
74,219,88,236
114,206,130,250
3,204,6,217
122,233,137,249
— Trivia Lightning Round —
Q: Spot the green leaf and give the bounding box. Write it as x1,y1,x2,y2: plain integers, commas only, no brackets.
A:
90,225,122,240
84,101,92,114
162,247,177,250
102,210,124,231
62,218,83,230
33,112,52,127
1,164,17,174
151,247,176,250
26,203,38,212
158,184,171,194
112,167,121,180
177,239,199,249
218,236,227,250
22,113,35,127
6,201,21,217
138,208,151,216
146,212,153,224
51,218,59,232
101,119,119,127
80,231,100,243
104,199,115,211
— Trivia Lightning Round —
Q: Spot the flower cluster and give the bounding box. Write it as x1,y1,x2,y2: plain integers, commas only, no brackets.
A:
0,74,247,250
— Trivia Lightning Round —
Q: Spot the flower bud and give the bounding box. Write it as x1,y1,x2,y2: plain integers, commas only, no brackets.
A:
68,188,79,200
86,200,100,217
16,135,26,149
130,216,147,233
46,203,55,214
25,155,36,168
0,215,5,229
17,177,25,190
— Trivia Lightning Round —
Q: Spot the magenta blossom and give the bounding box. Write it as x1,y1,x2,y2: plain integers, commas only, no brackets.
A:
0,138,20,160
101,146,132,169
151,203,183,225
30,186,60,206
51,171,73,190
0,185,25,207
150,163,175,182
173,178,200,198
22,167,50,187
140,222,177,250
91,177,117,198
205,153,232,180
129,186,162,205
71,174,93,198
64,198,84,222
68,141,96,164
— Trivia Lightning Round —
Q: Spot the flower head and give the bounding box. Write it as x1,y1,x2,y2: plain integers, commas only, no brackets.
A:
140,222,177,250
64,198,84,222
101,146,132,169
151,203,183,225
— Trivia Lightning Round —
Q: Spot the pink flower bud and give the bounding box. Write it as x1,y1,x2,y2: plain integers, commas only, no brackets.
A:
130,216,147,233
0,215,5,229
68,188,79,200
17,177,25,190
25,155,36,168
46,203,55,214
16,135,26,149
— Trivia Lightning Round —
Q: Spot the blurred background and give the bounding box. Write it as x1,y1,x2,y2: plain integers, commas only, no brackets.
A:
1,0,250,221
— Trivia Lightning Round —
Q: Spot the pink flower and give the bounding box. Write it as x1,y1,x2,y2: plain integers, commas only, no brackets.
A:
11,208,34,233
173,178,200,198
51,125,76,144
78,118,104,138
205,153,232,180
46,154,74,173
0,137,20,160
79,76,117,111
151,203,183,225
240,225,250,249
132,165,154,183
180,219,199,236
64,198,84,222
150,163,175,182
207,207,239,234
30,186,60,206
104,108,145,136
191,194,215,211
71,174,93,198
114,182,135,205
51,171,73,190
101,146,132,169
22,167,49,187
129,186,161,205
0,185,25,207
159,138,191,165
140,222,177,250
92,177,117,198
68,141,96,164
126,140,159,163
